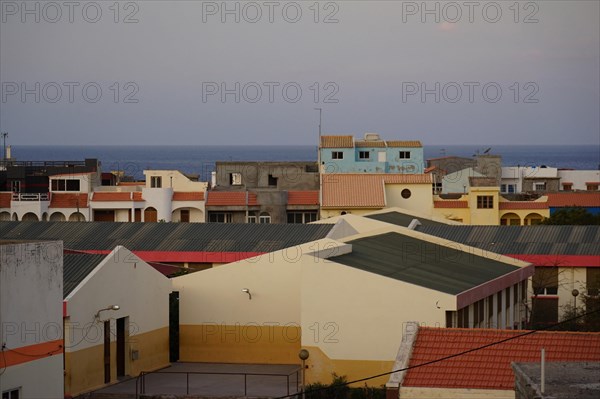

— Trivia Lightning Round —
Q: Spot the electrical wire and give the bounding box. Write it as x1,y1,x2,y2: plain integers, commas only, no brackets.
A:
274,307,600,399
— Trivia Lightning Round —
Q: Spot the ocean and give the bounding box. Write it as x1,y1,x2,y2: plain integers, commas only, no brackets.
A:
9,145,600,181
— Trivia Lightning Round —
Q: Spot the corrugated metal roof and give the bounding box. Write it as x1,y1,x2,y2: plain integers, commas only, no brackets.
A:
419,225,600,256
63,253,106,298
0,221,334,254
330,232,519,294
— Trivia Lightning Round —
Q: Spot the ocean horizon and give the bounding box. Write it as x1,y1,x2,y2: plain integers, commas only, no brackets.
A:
9,144,600,181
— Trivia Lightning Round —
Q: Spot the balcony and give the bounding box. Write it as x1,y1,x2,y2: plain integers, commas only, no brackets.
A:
12,193,50,201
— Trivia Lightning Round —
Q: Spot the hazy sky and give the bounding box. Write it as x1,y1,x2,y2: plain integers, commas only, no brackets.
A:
1,0,599,146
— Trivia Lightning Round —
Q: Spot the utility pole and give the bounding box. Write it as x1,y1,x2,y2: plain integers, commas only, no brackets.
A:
314,109,322,220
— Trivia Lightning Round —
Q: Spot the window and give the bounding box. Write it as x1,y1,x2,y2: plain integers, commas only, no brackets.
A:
268,174,278,187
399,151,411,159
432,182,442,195
180,209,190,223
476,195,494,209
2,389,20,399
534,182,546,191
229,173,242,186
287,211,318,224
358,151,370,160
532,267,558,296
11,181,20,193
401,189,411,199
259,213,271,224
501,184,516,193
51,179,80,192
587,183,599,191
587,268,600,297
378,152,386,162
247,215,257,223
151,176,162,188
209,212,232,223
562,183,573,191
331,151,343,159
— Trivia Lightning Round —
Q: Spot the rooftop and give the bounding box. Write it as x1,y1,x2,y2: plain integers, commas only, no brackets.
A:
365,210,450,228
402,327,600,391
329,231,520,295
0,221,335,262
205,191,258,206
63,252,106,298
546,192,600,207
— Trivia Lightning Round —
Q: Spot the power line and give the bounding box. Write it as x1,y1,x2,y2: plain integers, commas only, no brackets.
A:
275,307,600,399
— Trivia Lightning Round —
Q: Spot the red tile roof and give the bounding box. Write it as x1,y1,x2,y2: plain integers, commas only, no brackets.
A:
499,201,548,210
49,193,89,208
173,192,204,201
546,192,600,207
118,182,145,186
585,182,599,185
320,135,354,148
403,327,600,391
287,191,319,206
0,192,11,208
206,191,258,206
321,174,431,208
434,200,468,208
386,140,422,148
91,192,144,202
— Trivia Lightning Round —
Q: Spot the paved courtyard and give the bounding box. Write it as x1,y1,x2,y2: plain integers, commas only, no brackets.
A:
94,362,302,398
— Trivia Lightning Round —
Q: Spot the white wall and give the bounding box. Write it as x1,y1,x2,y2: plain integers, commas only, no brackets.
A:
558,170,600,190
0,241,64,398
64,246,171,352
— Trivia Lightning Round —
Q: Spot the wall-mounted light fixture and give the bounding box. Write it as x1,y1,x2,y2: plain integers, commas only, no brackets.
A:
241,288,252,300
95,304,120,320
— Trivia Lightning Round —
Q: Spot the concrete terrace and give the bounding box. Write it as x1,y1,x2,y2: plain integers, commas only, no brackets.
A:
87,362,302,398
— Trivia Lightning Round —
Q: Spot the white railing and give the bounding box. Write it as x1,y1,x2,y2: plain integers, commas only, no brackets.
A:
11,193,50,201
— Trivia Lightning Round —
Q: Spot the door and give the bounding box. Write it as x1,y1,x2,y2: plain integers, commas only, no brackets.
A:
104,321,111,383
95,210,115,222
116,318,126,378
169,292,180,362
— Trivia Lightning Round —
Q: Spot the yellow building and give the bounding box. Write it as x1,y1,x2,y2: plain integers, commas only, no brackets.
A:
432,186,549,225
320,173,433,219
172,216,532,387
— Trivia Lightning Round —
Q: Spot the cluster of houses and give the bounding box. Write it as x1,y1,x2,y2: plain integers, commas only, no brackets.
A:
0,134,598,226
1,135,599,398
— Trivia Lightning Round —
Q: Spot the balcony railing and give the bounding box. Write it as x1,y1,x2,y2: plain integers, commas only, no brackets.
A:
11,193,50,201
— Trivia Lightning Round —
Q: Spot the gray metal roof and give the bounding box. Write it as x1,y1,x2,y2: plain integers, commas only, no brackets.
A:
0,221,334,253
419,225,600,255
366,211,448,229
330,232,519,295
63,253,106,299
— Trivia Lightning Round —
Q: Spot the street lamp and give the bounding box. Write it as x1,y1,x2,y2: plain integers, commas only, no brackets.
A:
299,349,310,398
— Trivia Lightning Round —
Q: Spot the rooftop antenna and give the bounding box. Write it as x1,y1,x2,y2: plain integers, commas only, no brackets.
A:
1,132,7,160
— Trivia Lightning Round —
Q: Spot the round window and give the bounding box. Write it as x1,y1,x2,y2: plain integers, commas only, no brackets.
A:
401,189,412,199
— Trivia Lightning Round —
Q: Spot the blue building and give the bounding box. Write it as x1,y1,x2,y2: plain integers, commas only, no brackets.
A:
319,133,424,174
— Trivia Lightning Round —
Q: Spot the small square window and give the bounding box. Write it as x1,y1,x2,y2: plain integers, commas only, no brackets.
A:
399,151,411,159
358,151,370,160
229,173,242,186
331,151,343,159
562,183,573,191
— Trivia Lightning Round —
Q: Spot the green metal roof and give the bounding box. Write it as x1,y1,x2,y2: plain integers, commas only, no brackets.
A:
63,253,106,299
329,232,519,295
366,211,449,229
0,221,334,253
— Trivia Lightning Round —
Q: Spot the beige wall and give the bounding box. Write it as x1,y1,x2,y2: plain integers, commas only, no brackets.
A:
144,170,208,191
64,247,171,396
385,183,433,215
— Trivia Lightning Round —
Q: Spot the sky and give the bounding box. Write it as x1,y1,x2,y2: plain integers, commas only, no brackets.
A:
0,0,599,146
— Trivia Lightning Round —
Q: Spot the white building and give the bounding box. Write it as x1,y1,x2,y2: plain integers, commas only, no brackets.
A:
0,240,64,398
